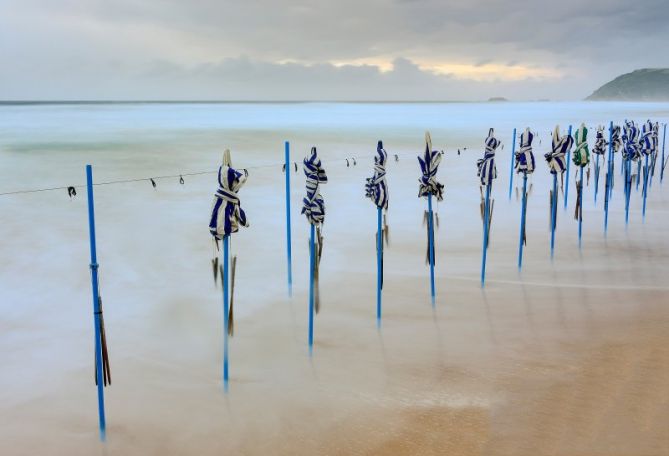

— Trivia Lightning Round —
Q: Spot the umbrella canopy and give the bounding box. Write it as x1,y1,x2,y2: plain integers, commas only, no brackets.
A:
302,147,328,225
209,149,249,240
477,128,499,186
365,140,389,209
622,120,641,161
545,125,574,175
515,128,536,174
611,125,623,153
418,132,444,200
593,126,608,156
572,124,590,167
641,119,656,156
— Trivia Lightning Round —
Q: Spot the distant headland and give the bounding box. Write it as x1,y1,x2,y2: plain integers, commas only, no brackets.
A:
586,68,669,101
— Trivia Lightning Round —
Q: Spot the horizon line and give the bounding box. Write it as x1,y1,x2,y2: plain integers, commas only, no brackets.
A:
0,99,565,105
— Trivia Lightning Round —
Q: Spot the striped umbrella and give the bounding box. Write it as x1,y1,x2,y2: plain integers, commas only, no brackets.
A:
640,120,656,217
622,120,641,223
516,128,536,270
302,147,327,350
418,131,443,304
623,122,640,189
572,124,590,246
366,141,389,323
608,124,622,197
477,128,499,286
650,121,660,185
545,125,573,257
592,125,608,203
208,148,249,390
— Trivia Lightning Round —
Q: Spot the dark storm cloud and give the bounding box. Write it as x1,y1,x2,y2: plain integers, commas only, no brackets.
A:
1,0,668,99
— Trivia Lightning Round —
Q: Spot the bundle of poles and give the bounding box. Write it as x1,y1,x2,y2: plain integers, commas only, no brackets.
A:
81,120,666,441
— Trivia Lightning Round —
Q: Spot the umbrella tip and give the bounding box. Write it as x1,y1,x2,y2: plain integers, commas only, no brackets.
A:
223,149,232,166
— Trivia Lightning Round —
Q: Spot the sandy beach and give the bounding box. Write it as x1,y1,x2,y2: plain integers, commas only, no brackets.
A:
1,102,668,455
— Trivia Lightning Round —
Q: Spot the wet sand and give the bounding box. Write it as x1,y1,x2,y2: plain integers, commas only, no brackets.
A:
2,242,668,455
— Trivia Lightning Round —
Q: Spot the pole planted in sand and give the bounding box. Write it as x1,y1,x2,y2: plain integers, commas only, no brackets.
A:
563,124,573,210
550,173,558,259
604,122,613,234
508,127,516,200
85,165,107,442
481,184,491,286
661,123,666,184
308,223,315,354
642,154,649,221
376,206,383,324
285,141,293,297
427,194,436,304
222,234,230,392
518,173,528,270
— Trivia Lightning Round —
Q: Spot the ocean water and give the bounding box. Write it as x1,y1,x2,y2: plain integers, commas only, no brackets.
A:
1,101,669,453
1,100,668,333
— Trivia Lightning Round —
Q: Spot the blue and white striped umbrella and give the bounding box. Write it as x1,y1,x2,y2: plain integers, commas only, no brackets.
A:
302,146,328,226
641,120,655,156
611,125,622,153
477,128,499,185
366,141,389,209
592,126,608,156
545,125,573,175
418,132,444,200
515,128,536,174
622,120,641,161
209,149,249,240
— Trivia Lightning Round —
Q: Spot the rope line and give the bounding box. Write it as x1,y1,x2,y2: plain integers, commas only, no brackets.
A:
0,148,461,198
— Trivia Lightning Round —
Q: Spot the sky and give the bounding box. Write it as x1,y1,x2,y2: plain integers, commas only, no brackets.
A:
1,0,668,101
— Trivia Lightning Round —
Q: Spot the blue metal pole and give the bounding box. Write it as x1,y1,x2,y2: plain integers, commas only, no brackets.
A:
85,164,106,442
625,158,632,227
427,194,435,305
604,122,614,235
563,125,573,210
642,155,649,221
222,234,229,392
481,185,491,287
661,124,667,183
284,141,292,297
594,154,600,204
508,127,516,200
578,167,583,249
550,173,557,259
308,224,315,353
376,207,382,325
517,174,527,271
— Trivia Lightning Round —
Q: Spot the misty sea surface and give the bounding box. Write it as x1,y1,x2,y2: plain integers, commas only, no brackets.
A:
1,101,669,454
1,99,668,336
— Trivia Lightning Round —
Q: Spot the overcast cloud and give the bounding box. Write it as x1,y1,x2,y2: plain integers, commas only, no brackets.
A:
1,0,668,100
